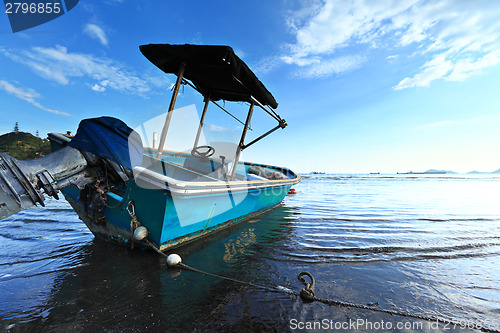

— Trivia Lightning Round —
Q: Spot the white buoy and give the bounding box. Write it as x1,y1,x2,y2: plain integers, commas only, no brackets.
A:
133,226,149,241
167,253,182,267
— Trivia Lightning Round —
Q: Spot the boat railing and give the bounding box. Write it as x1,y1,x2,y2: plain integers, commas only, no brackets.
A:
133,165,299,196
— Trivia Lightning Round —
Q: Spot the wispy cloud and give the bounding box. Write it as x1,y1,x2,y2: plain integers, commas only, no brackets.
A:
386,55,399,63
0,80,69,116
84,23,109,46
1,45,156,95
394,53,453,90
283,0,500,86
283,54,366,78
419,120,456,129
253,56,283,76
415,114,500,131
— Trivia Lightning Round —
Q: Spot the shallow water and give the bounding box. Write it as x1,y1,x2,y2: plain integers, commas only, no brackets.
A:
1,174,499,332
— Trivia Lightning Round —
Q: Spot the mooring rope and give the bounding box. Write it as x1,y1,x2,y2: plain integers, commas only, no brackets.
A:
142,243,498,333
145,241,297,296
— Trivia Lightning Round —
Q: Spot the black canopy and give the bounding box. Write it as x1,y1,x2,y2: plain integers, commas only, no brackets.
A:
140,44,278,109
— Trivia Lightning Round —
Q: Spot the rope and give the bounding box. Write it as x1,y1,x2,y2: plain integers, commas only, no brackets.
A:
145,242,499,333
101,161,131,210
101,182,129,210
127,201,140,249
144,240,297,296
102,194,124,209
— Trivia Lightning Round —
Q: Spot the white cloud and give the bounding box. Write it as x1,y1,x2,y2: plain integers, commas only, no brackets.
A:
289,55,367,78
1,45,153,96
91,83,106,92
84,23,109,46
206,124,231,132
386,55,399,62
0,80,69,116
283,0,500,86
447,51,500,82
253,56,283,75
394,53,453,90
234,48,246,59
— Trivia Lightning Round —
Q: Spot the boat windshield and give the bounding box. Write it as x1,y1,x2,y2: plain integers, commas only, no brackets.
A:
132,104,242,181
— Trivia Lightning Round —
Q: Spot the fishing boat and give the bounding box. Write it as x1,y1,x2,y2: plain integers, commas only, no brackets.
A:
0,44,300,251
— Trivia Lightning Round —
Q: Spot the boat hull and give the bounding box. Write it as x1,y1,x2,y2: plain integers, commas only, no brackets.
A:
61,176,297,251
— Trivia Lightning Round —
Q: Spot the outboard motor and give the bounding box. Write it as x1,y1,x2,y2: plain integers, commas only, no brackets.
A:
0,117,141,221
0,146,92,219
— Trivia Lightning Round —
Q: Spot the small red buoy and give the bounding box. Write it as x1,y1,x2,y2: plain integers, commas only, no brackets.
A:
287,188,297,195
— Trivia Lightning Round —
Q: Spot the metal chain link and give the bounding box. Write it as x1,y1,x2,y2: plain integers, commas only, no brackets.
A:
297,271,499,333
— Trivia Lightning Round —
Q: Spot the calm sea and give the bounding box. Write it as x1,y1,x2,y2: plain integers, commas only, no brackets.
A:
1,174,499,332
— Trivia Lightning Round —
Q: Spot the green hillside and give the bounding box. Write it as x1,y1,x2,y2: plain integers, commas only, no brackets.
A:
0,132,51,160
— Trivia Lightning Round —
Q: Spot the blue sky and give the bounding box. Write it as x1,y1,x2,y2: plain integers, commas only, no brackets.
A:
1,0,500,173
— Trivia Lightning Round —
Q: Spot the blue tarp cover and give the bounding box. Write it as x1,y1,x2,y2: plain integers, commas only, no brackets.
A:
68,117,142,171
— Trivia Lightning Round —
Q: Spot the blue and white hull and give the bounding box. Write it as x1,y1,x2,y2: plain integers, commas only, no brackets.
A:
60,160,299,251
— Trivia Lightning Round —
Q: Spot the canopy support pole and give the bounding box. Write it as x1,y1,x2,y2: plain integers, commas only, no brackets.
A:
193,93,211,149
156,63,186,159
181,79,251,130
241,121,286,151
230,102,254,180
250,96,281,122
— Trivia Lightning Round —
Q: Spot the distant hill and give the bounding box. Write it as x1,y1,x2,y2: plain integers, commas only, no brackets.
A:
468,169,500,174
398,168,500,174
424,169,455,174
0,132,51,160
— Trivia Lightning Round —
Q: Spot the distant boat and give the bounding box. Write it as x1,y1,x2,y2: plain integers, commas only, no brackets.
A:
311,171,325,174
0,43,301,252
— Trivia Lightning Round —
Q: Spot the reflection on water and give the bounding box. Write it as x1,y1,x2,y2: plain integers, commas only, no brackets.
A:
223,226,257,263
1,174,500,331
